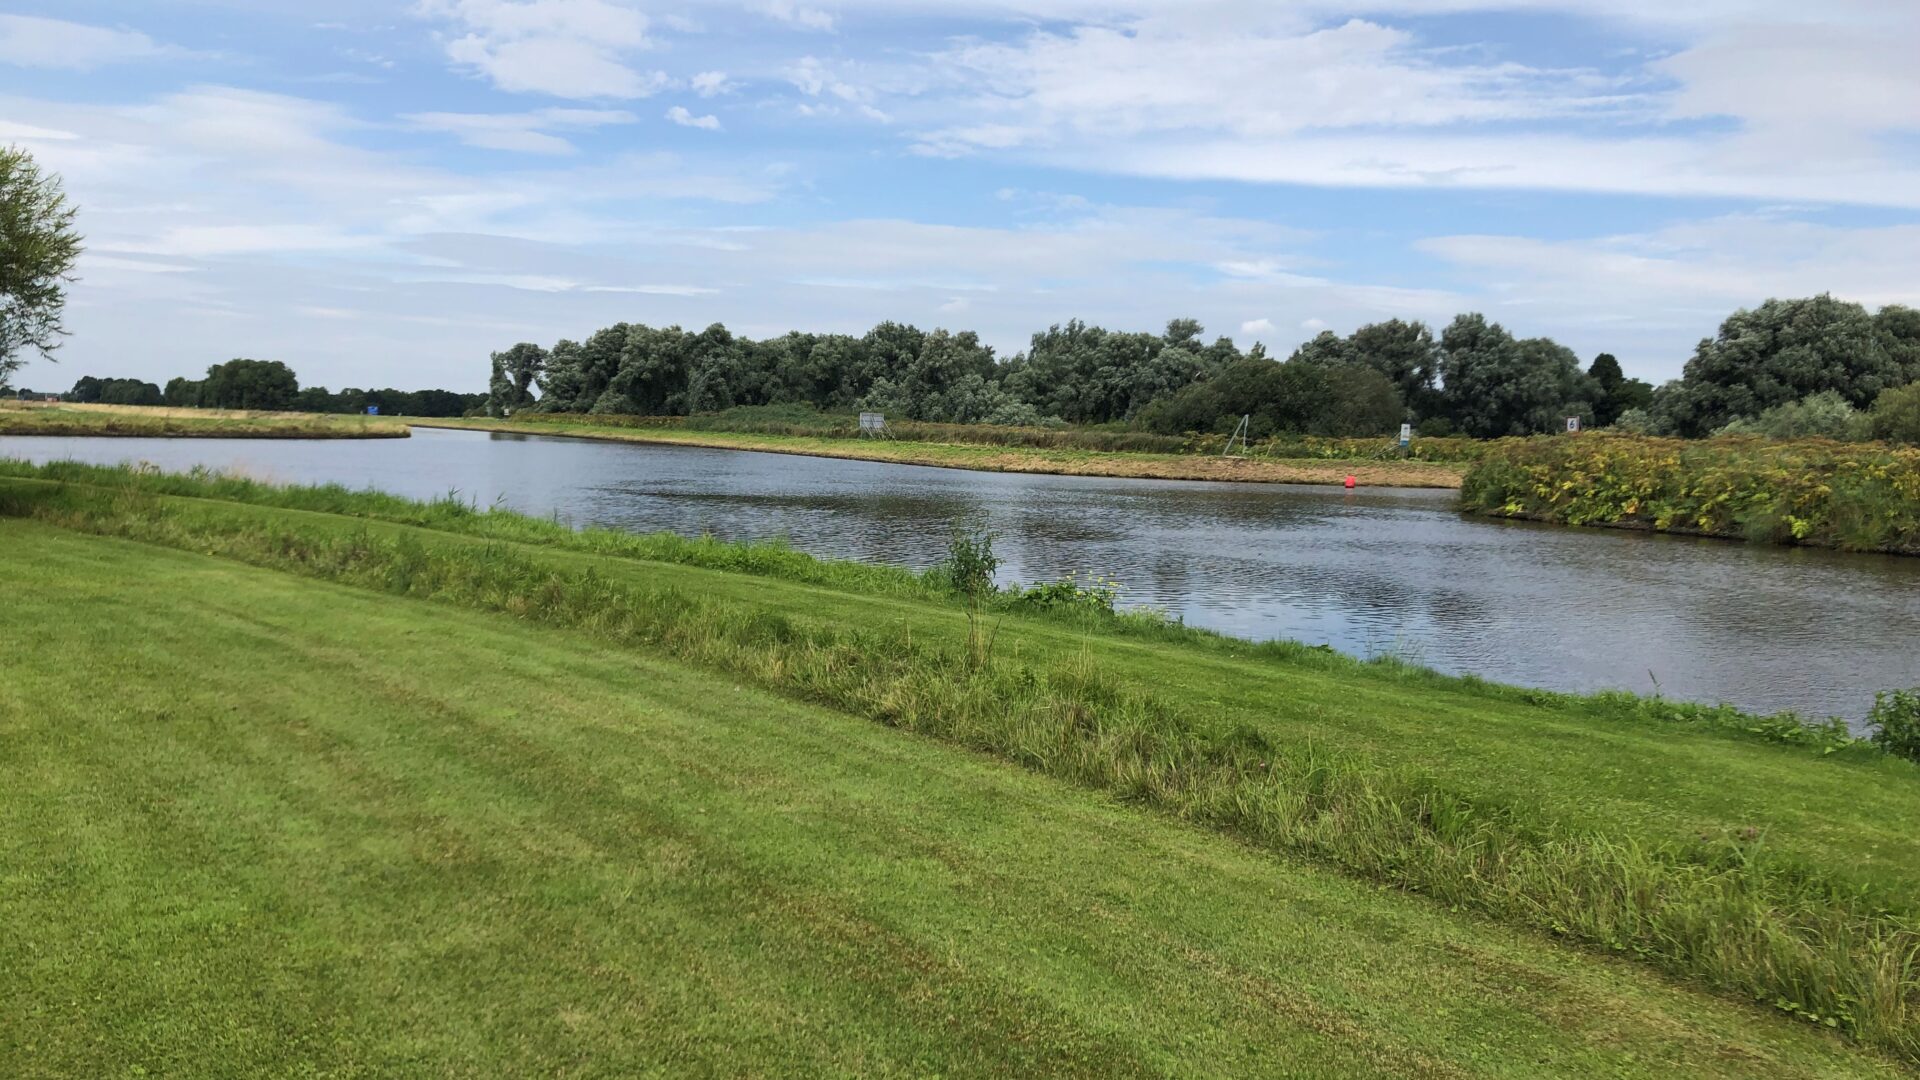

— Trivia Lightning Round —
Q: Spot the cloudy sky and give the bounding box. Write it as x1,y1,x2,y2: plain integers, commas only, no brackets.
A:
5,1,1919,393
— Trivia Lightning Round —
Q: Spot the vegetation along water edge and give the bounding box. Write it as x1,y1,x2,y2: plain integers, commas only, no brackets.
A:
0,400,411,440
1461,433,1920,554
411,412,1471,488
4,459,1919,1066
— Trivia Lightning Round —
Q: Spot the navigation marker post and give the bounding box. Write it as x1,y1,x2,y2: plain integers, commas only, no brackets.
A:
1398,423,1411,452
1566,416,1582,434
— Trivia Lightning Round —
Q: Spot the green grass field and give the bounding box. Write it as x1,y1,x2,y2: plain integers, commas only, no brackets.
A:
4,463,1918,1075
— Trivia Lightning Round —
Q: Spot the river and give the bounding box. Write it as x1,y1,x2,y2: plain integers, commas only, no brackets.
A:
5,426,1916,722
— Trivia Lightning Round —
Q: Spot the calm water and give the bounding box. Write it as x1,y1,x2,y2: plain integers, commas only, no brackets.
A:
6,426,1917,721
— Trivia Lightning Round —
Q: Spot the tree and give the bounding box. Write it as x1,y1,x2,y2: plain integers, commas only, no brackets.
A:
1674,295,1910,436
487,342,547,416
1135,356,1401,438
163,376,203,408
1436,314,1593,437
1869,383,1920,446
200,358,298,410
0,147,82,393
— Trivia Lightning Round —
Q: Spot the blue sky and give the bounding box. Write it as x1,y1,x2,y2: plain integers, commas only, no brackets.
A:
4,0,1918,393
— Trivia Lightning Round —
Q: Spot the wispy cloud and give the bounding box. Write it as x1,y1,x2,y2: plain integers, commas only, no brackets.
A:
406,107,637,153
0,14,170,70
417,0,667,98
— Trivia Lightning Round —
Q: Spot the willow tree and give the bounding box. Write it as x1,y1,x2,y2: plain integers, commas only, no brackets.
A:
0,146,82,392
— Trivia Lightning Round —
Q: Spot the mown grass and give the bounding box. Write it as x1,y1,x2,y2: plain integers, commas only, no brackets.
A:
4,463,1920,1063
416,414,1469,488
0,459,1878,758
0,400,410,439
5,522,1905,1077
1461,433,1920,554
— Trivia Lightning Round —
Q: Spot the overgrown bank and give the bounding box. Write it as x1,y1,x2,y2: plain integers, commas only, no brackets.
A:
1461,434,1920,554
3,461,1918,1063
414,413,1472,488
0,401,411,439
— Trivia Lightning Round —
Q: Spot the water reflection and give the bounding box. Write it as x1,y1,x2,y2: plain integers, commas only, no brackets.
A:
4,426,1915,721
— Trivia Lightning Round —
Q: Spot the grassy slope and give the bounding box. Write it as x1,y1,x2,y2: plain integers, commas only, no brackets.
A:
0,520,1899,1078
413,416,1467,488
11,470,1907,899
0,402,409,439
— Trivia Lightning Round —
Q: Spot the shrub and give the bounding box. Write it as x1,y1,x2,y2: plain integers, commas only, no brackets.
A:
1006,572,1121,617
1715,390,1871,441
1872,689,1920,763
1871,383,1920,447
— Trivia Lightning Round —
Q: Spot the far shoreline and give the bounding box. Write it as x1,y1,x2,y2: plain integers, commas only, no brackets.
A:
410,417,1470,490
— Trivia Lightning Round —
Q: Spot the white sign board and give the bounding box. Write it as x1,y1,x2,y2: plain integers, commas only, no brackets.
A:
1566,416,1582,433
858,411,887,433
1398,423,1412,447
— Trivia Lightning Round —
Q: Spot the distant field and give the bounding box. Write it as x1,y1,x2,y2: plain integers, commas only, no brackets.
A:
1,515,1904,1077
0,400,409,439
416,415,1470,488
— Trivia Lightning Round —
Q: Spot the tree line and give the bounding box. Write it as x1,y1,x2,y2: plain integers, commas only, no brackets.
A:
45,359,486,418
484,313,1655,439
488,295,1920,443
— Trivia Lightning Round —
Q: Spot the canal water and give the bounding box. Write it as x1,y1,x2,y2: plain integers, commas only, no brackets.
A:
6,426,1917,721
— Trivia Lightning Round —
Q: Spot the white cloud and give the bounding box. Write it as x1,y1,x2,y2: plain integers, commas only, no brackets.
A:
418,0,668,98
756,1,837,31
0,15,166,70
665,105,722,130
690,70,735,97
1240,317,1275,334
406,107,637,153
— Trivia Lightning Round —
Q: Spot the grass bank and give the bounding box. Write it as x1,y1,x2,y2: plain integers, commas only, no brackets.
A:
4,461,1919,1065
415,414,1467,488
1462,434,1920,554
5,522,1903,1077
0,400,410,439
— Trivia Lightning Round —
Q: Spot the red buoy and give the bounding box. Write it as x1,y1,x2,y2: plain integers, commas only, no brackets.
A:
1344,475,1357,489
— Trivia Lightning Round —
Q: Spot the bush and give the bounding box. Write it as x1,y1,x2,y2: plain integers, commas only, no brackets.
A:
1872,689,1920,763
1871,383,1920,446
1005,572,1120,617
1715,390,1870,441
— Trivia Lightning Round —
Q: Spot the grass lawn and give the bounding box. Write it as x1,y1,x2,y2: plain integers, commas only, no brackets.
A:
412,416,1467,488
0,520,1902,1077
0,401,409,439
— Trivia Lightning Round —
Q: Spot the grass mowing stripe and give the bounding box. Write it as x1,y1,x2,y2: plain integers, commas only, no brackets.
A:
11,521,1907,1076
3,475,1917,1061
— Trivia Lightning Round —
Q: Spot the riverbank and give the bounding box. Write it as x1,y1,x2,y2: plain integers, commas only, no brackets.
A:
3,461,1917,1069
413,416,1468,488
1462,434,1920,555
0,400,410,439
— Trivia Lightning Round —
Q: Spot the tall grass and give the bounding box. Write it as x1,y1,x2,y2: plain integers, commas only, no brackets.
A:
0,458,1883,759
1462,433,1920,554
4,472,1917,1062
0,401,409,439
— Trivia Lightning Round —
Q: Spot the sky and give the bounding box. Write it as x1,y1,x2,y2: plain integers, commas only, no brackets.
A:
3,1,1919,394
